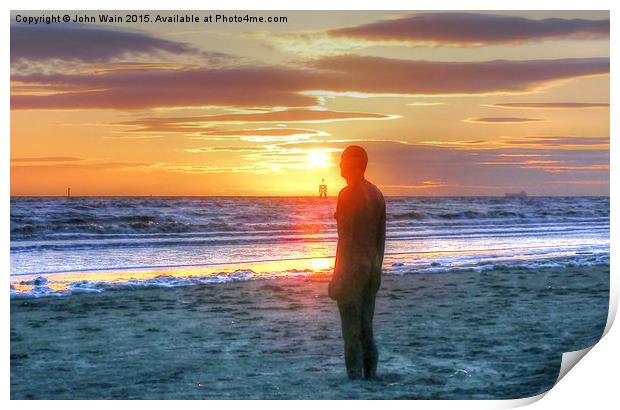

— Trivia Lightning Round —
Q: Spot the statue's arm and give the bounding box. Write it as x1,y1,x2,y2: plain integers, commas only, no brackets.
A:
329,188,355,299
377,197,386,262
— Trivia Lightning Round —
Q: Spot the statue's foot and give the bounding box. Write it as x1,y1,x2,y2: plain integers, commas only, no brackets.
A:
363,373,381,381
347,369,363,380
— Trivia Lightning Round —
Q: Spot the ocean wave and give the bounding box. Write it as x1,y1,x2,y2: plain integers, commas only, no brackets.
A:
10,196,610,297
9,223,608,254
10,253,609,299
10,196,609,241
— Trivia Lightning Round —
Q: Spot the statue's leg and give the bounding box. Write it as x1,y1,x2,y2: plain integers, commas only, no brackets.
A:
338,299,363,380
361,289,378,380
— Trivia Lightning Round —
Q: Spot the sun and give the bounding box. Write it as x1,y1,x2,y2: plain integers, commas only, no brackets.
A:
305,150,331,169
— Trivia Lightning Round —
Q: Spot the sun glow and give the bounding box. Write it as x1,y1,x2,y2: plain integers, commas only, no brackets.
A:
305,150,331,169
309,258,334,272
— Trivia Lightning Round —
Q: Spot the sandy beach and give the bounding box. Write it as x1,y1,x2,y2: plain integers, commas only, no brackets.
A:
10,265,609,399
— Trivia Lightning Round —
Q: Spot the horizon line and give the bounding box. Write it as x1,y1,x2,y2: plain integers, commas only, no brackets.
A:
9,194,610,198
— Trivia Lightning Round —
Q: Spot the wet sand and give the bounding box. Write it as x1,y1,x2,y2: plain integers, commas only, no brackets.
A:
11,265,609,399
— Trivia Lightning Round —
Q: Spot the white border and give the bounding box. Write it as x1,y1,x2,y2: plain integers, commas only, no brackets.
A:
1,0,618,10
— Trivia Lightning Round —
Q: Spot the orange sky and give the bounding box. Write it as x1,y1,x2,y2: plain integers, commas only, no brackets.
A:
10,11,610,196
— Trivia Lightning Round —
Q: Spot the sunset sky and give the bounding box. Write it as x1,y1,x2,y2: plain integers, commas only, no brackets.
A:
10,11,610,196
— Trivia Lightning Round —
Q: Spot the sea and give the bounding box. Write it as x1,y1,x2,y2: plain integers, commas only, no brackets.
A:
10,196,610,298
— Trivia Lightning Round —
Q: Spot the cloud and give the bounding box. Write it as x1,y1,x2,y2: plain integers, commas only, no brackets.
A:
164,109,393,124
473,144,608,175
182,146,266,153
421,139,490,146
503,136,609,147
488,102,609,109
117,110,391,137
463,117,546,124
11,24,198,63
276,139,608,194
407,102,445,107
197,128,325,137
139,162,270,174
195,128,329,142
479,162,609,174
310,56,609,96
10,139,609,195
327,13,609,46
381,181,449,190
10,156,85,162
11,56,609,110
128,125,330,143
128,144,341,174
544,179,609,186
422,135,609,150
497,153,551,158
10,161,147,171
80,62,203,74
11,66,317,109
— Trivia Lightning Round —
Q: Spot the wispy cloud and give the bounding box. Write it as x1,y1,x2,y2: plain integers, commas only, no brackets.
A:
172,109,394,124
11,24,198,63
139,162,271,174
294,140,609,194
327,13,609,46
195,128,330,142
10,161,148,171
474,143,608,175
497,153,551,158
478,162,609,174
488,102,609,109
10,156,85,162
407,101,445,107
11,56,609,110
117,109,391,137
463,117,546,124
421,135,609,150
382,181,449,190
182,146,267,153
544,179,609,186
502,136,609,147
10,139,609,195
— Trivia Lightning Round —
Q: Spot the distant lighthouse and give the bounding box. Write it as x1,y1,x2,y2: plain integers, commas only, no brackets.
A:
318,178,327,198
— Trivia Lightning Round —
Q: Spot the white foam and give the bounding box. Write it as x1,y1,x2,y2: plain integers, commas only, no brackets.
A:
9,253,610,299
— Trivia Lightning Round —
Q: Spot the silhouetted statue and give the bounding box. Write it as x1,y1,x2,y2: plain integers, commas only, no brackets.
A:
328,145,386,380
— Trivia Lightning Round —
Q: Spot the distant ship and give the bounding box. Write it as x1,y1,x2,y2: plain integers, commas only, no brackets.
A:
505,190,527,198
